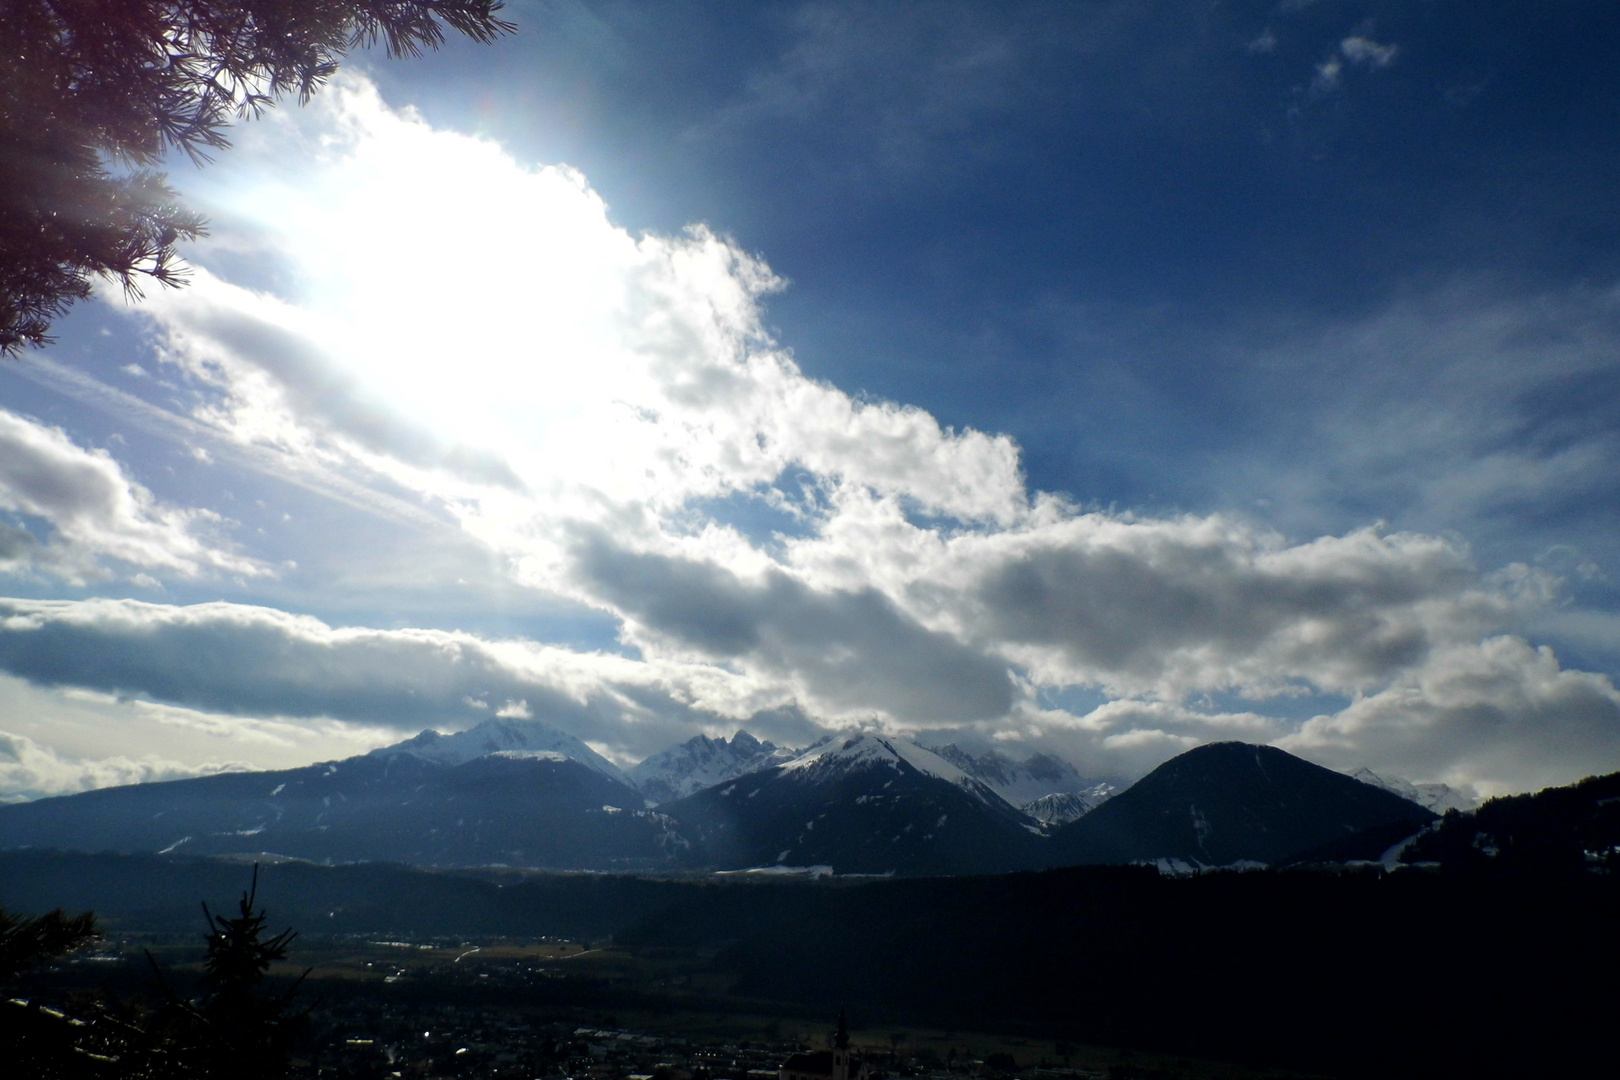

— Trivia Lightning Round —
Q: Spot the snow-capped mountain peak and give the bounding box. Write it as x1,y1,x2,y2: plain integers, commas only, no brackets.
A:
627,731,795,805
777,732,1024,813
1021,785,1117,827
781,732,969,782
370,718,625,781
1348,767,1476,813
926,743,1105,808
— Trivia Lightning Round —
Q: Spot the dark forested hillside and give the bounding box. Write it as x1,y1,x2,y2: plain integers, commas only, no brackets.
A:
1404,768,1620,875
5,847,1614,1080
620,866,1616,1080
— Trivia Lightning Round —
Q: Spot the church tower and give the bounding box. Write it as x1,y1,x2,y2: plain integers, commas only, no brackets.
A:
780,1008,864,1080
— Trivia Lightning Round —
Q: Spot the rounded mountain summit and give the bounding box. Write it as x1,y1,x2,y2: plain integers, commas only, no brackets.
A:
1044,742,1436,870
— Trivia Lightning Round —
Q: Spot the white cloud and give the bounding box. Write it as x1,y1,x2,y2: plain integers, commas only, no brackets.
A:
0,728,250,804
1284,636,1620,796
1341,36,1398,69
869,513,1530,700
1002,697,1286,781
46,73,1609,794
1312,57,1342,93
0,671,402,790
130,77,1026,618
0,407,264,584
0,596,786,763
1309,34,1396,96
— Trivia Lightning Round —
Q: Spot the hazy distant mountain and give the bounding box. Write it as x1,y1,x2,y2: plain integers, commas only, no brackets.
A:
662,732,1043,875
0,720,681,870
628,731,796,805
1021,786,1115,827
925,744,1102,806
1347,767,1475,814
1047,742,1437,869
372,716,626,780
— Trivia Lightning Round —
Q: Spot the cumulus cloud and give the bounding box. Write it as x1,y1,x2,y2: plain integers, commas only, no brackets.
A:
1312,57,1343,94
0,729,249,804
43,72,1608,793
1310,35,1396,95
574,533,1014,723
0,596,788,763
0,407,264,584
902,517,1522,699
999,697,1287,782
138,77,1024,533
1285,636,1620,795
1340,36,1397,69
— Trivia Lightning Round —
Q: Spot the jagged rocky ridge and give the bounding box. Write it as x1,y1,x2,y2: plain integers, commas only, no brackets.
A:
628,730,795,805
925,743,1107,807
657,732,1044,875
1022,788,1115,827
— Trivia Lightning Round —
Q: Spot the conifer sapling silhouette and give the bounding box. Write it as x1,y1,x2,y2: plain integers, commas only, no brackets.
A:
0,905,100,981
0,905,107,1078
149,864,311,1079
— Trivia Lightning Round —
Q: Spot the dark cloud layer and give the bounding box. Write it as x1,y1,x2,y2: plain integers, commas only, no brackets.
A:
574,533,1015,722
0,599,589,733
948,524,1493,695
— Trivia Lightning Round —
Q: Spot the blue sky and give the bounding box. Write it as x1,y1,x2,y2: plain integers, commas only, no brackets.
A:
2,0,1618,801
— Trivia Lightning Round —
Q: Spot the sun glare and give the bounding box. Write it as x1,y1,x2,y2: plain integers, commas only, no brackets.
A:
193,78,701,499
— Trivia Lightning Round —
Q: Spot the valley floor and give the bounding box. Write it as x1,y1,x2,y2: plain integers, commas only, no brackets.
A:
21,934,1332,1080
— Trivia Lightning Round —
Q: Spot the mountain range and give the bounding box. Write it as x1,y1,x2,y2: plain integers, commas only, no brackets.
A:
0,717,1449,874
923,743,1114,808
1347,766,1475,814
627,730,795,805
0,740,680,870
661,732,1044,875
